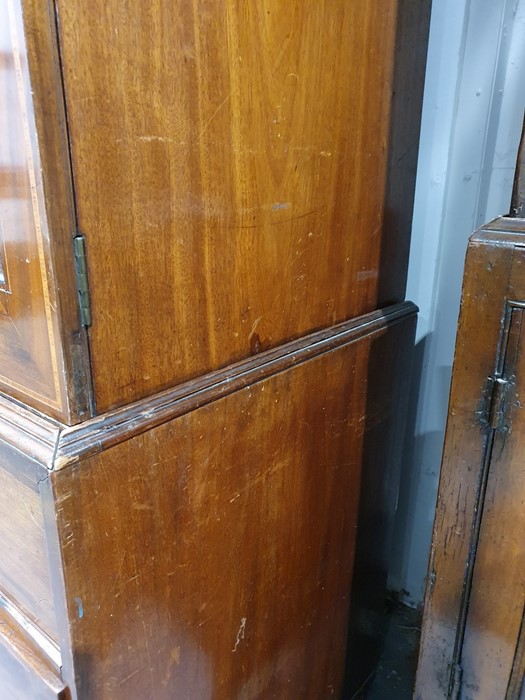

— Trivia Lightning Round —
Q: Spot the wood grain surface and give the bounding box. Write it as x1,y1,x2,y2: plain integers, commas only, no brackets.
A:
0,0,68,418
51,310,415,699
415,221,525,699
53,0,412,412
460,305,525,699
21,0,94,422
415,230,515,698
54,302,416,469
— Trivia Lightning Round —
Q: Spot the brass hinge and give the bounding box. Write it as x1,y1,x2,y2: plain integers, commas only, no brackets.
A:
73,235,92,327
488,377,509,430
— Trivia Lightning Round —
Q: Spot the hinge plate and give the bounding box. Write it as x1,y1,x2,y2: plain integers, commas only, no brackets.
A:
73,235,92,327
488,377,509,430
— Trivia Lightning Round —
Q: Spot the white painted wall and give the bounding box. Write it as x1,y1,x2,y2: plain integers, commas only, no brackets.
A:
390,0,525,607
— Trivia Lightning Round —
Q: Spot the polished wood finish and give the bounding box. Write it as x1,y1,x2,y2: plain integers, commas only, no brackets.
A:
0,304,415,699
0,0,67,418
0,0,92,423
51,307,415,699
54,0,419,412
415,218,525,700
21,0,94,421
0,0,427,695
0,0,429,419
0,392,59,471
54,302,415,469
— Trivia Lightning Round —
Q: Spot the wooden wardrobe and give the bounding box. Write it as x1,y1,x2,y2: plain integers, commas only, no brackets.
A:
0,1,429,697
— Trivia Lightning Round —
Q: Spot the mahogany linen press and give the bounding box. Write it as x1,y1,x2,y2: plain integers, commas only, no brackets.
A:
0,1,429,697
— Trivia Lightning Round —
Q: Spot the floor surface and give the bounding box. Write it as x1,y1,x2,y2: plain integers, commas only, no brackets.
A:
364,602,421,700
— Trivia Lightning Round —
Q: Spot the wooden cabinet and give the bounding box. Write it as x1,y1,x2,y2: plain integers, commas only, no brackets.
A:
415,218,525,700
0,0,429,697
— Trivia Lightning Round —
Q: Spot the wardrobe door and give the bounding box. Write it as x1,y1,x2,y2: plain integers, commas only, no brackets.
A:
0,0,67,417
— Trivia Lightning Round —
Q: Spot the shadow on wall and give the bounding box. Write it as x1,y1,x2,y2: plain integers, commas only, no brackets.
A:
388,335,453,607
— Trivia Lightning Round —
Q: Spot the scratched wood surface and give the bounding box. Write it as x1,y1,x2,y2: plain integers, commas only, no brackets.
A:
415,221,525,699
53,0,414,412
415,227,515,698
51,311,415,699
460,305,525,699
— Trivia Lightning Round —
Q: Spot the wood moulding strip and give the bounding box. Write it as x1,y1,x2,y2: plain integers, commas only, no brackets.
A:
479,217,525,240
0,302,417,471
54,301,417,470
0,393,60,469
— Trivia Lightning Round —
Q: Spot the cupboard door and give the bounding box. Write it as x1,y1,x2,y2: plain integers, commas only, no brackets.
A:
415,225,525,699
460,303,525,699
0,0,67,417
54,0,428,412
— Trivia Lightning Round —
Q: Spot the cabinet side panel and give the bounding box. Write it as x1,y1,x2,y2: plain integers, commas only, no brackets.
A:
52,315,414,699
52,0,424,412
414,238,516,699
0,455,57,642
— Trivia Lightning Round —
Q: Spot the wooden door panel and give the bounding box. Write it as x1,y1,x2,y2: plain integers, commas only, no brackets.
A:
415,224,525,699
0,0,67,416
54,0,415,412
460,305,525,699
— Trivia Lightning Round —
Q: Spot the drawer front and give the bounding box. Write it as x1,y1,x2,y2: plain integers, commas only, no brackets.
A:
0,598,66,700
0,453,57,642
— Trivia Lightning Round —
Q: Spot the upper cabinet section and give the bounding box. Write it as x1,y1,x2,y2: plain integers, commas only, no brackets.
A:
0,1,427,419
0,0,68,418
54,0,428,412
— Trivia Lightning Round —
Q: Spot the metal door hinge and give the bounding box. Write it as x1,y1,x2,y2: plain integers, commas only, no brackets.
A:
73,235,92,327
488,376,509,430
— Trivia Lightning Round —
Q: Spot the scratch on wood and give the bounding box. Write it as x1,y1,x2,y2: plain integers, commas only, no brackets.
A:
232,617,247,652
117,666,145,687
194,93,231,144
234,209,321,230
248,316,262,340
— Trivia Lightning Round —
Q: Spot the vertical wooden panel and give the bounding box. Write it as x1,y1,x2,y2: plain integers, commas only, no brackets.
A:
460,308,525,698
53,0,413,412
0,463,57,642
415,232,516,699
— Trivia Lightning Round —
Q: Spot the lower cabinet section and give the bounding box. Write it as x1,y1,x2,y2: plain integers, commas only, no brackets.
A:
0,302,416,699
